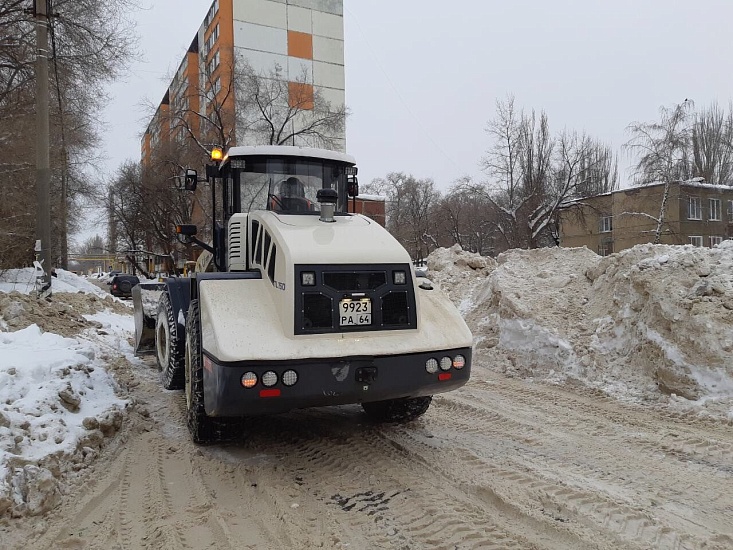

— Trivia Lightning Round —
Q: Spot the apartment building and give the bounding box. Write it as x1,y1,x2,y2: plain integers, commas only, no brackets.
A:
142,0,346,165
559,181,733,255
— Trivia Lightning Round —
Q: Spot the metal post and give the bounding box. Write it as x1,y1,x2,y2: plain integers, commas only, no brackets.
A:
35,0,52,298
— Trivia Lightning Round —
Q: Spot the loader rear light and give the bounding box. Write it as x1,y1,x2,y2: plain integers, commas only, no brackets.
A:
453,355,466,369
260,389,281,398
262,371,278,387
440,357,452,371
282,370,298,386
425,358,439,374
393,270,407,285
439,373,452,382
241,372,258,388
301,271,316,286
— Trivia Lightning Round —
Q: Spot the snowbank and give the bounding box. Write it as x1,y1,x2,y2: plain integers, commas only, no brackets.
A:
427,242,733,419
0,268,110,298
0,272,135,517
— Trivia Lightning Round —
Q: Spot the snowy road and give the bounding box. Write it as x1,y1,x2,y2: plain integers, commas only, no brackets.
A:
5,353,732,550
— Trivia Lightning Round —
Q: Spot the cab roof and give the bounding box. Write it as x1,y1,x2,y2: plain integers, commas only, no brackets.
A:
222,146,356,166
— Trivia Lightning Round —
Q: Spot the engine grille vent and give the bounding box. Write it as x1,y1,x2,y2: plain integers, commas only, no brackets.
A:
227,217,247,271
303,293,333,329
382,292,409,326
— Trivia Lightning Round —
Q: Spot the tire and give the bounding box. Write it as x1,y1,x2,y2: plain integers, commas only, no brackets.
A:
185,300,233,444
362,396,433,424
156,292,184,390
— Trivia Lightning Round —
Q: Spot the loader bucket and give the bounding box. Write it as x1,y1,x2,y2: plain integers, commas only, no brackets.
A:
133,282,165,355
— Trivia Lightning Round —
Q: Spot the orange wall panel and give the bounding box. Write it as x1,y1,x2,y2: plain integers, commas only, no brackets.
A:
288,31,313,60
288,82,314,110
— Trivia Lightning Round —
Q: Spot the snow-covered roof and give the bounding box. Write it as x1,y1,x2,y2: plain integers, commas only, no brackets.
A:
356,194,387,202
621,179,733,192
223,146,356,166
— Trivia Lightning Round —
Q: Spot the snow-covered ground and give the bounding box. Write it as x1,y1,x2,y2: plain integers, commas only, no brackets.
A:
1,242,732,519
0,269,136,517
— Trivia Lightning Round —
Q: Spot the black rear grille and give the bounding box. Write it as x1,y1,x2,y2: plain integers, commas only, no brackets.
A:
382,291,409,326
303,293,333,329
296,264,416,334
324,272,386,291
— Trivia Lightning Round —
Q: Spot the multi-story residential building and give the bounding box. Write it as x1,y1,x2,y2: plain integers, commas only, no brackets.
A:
559,181,733,255
142,0,347,165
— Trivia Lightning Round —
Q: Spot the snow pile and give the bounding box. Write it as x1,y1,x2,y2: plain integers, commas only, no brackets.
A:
0,273,135,518
428,242,733,418
0,268,111,298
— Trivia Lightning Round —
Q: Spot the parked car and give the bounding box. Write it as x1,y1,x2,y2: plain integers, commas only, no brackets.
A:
109,275,140,299
105,271,122,284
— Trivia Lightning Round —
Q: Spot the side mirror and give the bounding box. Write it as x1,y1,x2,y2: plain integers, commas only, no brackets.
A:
184,169,197,191
176,224,198,237
347,175,359,198
176,224,197,244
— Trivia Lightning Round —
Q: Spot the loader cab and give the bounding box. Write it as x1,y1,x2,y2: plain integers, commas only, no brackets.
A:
205,146,358,272
215,146,358,223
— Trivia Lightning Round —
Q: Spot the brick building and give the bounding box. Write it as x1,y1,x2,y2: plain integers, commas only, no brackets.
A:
559,181,733,255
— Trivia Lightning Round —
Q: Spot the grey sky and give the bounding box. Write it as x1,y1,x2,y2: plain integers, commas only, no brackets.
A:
101,0,733,192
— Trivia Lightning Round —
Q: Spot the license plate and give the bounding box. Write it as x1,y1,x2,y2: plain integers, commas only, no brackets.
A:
339,298,372,326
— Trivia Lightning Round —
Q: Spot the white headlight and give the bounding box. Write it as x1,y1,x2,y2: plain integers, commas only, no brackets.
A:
282,370,298,386
262,371,278,387
440,357,452,371
394,271,406,285
425,358,439,374
241,372,257,388
302,272,316,286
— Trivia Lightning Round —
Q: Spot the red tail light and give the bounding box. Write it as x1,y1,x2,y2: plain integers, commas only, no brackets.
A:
259,389,281,398
438,373,452,381
112,284,118,290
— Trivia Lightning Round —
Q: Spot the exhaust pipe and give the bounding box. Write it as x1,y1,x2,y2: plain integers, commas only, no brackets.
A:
317,189,338,223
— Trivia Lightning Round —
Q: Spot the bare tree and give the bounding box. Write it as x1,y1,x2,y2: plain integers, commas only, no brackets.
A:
477,97,619,251
436,180,496,254
691,102,733,185
365,173,441,261
625,100,694,243
0,0,136,269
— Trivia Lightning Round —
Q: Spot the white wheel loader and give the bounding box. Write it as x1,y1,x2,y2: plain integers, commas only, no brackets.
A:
133,146,472,444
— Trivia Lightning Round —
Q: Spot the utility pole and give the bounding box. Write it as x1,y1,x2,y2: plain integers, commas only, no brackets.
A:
35,0,52,297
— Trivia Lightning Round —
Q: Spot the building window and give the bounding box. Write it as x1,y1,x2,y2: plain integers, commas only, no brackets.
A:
205,24,219,56
728,200,733,219
212,77,221,95
689,236,703,247
598,241,613,256
710,236,723,247
204,0,219,29
688,197,702,220
709,198,721,221
599,215,613,233
207,50,220,76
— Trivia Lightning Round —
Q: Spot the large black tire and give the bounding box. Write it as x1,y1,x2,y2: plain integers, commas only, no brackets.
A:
362,396,433,424
156,292,184,390
185,300,232,444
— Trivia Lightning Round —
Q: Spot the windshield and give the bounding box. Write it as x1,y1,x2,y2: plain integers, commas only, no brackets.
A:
234,156,352,215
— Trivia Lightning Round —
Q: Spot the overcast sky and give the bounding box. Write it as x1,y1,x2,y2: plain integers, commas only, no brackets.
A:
100,0,733,193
